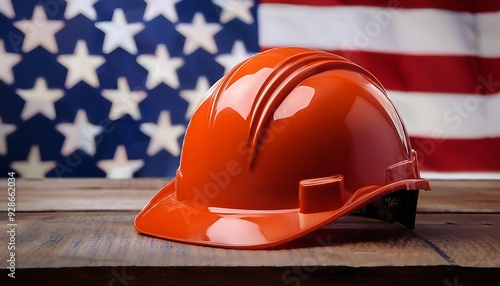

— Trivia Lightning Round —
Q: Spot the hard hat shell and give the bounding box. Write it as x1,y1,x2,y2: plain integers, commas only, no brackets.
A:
135,47,430,249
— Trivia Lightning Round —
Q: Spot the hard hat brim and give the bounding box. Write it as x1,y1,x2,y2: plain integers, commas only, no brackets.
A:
134,178,429,249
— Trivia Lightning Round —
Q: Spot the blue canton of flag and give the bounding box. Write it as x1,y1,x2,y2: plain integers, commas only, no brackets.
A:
0,0,258,178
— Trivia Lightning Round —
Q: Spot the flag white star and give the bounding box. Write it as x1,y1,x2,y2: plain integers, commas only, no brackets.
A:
140,111,185,156
56,109,102,156
10,145,55,178
215,40,253,74
137,44,184,89
0,39,21,84
16,78,64,121
0,0,15,18
180,77,210,119
143,0,180,22
12,5,64,53
64,0,98,20
213,0,254,24
175,12,222,55
97,145,144,178
101,77,147,120
95,8,145,54
57,40,105,88
0,117,16,156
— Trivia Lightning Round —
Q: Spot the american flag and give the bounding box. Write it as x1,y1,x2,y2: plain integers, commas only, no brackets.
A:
0,0,499,179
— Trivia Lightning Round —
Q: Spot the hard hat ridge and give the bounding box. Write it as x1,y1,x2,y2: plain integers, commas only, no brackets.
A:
244,49,386,168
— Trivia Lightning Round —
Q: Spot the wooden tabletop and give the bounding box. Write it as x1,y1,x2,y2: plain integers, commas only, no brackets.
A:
0,179,499,285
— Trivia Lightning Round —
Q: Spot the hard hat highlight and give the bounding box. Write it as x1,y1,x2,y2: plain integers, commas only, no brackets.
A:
135,47,430,249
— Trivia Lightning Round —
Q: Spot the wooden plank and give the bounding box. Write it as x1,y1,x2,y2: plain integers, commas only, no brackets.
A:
428,179,500,190
0,178,164,211
1,266,499,286
7,178,169,190
418,179,500,213
0,212,498,269
6,178,499,192
8,188,157,211
1,179,499,212
419,188,500,213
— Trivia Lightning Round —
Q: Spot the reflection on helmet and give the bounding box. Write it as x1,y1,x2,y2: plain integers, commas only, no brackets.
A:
135,47,431,249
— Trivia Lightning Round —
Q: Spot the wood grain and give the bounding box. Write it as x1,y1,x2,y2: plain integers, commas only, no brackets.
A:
1,266,499,286
418,179,500,213
0,179,498,285
0,212,497,269
0,178,164,211
1,179,498,212
11,178,169,190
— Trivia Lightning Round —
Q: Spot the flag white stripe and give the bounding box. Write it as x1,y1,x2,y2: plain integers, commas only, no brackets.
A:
388,91,500,139
421,171,500,180
259,4,500,57
478,12,500,57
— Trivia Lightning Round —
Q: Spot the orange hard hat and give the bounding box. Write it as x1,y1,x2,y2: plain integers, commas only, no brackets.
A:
135,47,431,249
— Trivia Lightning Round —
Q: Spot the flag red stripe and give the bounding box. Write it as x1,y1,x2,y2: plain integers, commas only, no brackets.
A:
260,0,500,13
330,51,500,95
261,47,500,95
411,137,500,171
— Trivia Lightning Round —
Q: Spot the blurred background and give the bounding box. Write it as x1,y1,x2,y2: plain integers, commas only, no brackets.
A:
0,0,499,179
